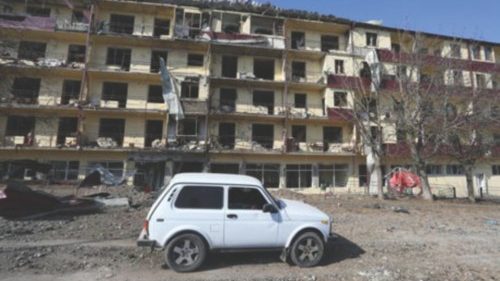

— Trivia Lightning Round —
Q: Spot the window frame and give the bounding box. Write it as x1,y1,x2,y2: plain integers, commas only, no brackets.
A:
366,32,378,47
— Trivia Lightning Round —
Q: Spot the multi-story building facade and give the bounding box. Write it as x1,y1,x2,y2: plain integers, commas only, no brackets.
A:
0,0,499,197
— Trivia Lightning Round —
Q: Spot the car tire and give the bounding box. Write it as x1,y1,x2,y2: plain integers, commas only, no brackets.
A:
165,233,207,272
289,232,324,268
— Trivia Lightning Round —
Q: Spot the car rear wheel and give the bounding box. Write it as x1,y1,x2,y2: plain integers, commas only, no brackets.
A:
165,233,206,272
290,232,324,267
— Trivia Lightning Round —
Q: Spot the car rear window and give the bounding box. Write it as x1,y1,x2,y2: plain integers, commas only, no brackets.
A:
175,186,223,209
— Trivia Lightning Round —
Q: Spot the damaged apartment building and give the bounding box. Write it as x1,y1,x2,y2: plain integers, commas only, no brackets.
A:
0,0,499,196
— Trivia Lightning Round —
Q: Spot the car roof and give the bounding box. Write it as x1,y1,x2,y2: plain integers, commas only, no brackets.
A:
169,173,263,187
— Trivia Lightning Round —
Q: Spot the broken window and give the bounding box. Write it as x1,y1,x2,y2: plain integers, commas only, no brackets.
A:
335,60,344,74
218,122,235,149
292,125,306,143
187,53,204,66
492,165,500,176
153,18,170,38
253,90,274,115
102,82,128,108
254,58,274,80
476,74,487,88
484,46,493,61
220,88,237,112
175,9,202,38
211,163,239,174
173,162,204,174
106,48,131,71
446,165,464,175
366,32,378,47
50,161,79,181
294,93,306,109
222,13,241,33
71,10,86,23
334,91,348,107
245,164,280,188
286,164,312,188
26,6,50,17
291,61,306,81
145,120,163,147
56,117,78,145
12,77,40,103
222,56,238,78
109,14,134,34
178,119,198,136
98,118,125,146
321,35,339,52
426,165,443,175
452,70,463,86
323,126,343,147
67,45,86,63
147,85,163,103
251,16,283,35
319,164,349,188
61,80,81,105
150,50,168,73
180,78,199,99
391,43,401,53
88,161,124,178
252,124,274,149
450,44,461,58
6,116,35,136
396,65,407,79
471,45,481,60
358,165,368,187
18,41,46,60
291,31,305,50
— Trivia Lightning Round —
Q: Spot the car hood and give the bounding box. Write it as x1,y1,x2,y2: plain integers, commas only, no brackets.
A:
279,199,329,221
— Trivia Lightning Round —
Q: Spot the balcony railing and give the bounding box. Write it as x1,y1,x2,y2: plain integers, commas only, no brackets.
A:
285,138,356,154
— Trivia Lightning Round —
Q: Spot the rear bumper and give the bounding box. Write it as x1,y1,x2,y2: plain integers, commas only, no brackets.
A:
137,239,157,247
137,229,158,248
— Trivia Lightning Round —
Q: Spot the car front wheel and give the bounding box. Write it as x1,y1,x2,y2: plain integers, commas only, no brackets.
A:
290,232,324,267
165,233,206,272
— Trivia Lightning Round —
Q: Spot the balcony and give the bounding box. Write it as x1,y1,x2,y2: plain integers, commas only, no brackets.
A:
285,138,356,155
377,49,500,74
327,108,354,122
56,20,89,32
0,14,56,31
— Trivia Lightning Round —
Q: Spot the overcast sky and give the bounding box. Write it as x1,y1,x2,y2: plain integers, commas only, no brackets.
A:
266,0,500,43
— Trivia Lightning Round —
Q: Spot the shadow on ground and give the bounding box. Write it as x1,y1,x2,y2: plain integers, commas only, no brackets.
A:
187,233,364,271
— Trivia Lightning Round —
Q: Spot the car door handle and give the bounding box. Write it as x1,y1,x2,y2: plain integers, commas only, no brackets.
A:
227,214,238,219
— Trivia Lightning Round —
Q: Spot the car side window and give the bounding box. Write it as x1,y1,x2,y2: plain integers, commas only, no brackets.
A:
175,186,223,209
228,187,268,210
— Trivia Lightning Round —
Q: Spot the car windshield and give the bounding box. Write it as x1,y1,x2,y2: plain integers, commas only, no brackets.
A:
261,187,281,209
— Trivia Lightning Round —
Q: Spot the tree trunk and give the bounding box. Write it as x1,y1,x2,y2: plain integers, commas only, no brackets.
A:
416,164,433,201
464,165,476,203
366,146,384,200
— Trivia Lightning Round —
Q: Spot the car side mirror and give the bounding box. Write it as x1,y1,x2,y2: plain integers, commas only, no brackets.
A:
263,203,278,213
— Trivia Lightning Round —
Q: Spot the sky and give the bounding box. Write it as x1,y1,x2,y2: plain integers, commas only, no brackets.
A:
265,0,500,43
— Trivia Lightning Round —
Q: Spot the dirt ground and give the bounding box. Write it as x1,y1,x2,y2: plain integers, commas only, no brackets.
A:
0,185,499,281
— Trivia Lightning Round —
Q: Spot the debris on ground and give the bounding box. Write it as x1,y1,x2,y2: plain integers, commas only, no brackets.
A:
0,182,103,219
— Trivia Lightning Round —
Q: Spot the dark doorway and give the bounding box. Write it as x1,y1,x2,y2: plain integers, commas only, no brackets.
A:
218,122,235,149
253,90,274,115
145,120,163,147
222,56,238,78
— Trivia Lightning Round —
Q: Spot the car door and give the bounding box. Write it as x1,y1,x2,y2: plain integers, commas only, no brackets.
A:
223,186,280,248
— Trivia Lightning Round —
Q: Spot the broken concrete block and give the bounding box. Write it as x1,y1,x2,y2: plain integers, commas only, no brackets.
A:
94,197,130,208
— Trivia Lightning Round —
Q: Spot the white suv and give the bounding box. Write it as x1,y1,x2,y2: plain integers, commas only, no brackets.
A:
137,173,333,272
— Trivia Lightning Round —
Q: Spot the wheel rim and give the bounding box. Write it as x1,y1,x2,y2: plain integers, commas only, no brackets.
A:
295,237,320,263
171,238,200,266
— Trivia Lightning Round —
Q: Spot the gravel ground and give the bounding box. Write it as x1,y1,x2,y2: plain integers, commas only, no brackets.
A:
0,186,499,281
